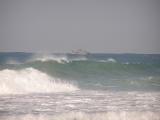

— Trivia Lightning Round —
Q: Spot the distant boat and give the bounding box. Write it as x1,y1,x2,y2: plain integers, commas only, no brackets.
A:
68,49,90,56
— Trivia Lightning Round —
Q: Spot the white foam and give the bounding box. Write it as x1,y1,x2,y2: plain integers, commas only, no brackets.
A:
1,111,160,120
29,54,88,64
0,68,78,95
107,58,117,63
32,54,70,63
98,58,117,63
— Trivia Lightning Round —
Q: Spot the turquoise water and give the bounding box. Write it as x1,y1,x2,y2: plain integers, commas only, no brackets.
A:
0,52,160,120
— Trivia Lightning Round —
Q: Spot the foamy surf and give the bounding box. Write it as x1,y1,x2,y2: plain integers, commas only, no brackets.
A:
1,111,160,120
0,68,78,94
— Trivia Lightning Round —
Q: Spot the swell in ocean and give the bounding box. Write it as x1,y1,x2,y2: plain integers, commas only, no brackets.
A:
1,53,160,92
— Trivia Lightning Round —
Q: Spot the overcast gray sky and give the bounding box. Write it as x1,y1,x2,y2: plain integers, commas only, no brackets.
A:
0,0,160,53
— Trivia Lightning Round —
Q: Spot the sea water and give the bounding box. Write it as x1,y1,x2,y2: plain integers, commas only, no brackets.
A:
0,52,160,120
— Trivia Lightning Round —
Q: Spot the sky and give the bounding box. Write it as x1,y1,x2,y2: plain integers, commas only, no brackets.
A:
0,0,160,53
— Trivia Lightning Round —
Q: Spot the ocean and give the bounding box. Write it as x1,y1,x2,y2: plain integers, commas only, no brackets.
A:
0,52,160,120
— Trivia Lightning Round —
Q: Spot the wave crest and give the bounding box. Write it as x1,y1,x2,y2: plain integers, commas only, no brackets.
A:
0,68,78,94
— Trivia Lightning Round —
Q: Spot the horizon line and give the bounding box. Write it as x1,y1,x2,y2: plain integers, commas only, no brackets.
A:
0,51,160,54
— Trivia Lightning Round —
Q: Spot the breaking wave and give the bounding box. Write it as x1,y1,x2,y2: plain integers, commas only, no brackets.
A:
0,68,78,95
32,54,70,63
31,55,117,64
30,54,87,63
